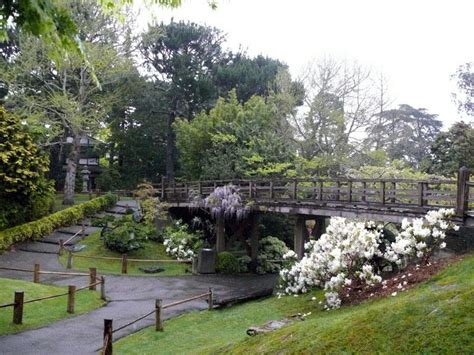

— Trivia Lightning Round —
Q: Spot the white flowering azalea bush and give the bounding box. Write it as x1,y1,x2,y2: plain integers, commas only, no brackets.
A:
280,209,459,310
163,220,203,261
384,208,459,265
280,217,385,309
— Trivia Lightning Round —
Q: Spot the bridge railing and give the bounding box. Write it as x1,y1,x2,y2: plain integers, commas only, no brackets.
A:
160,178,464,209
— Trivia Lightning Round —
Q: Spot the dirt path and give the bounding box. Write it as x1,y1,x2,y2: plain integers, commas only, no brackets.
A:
0,199,277,354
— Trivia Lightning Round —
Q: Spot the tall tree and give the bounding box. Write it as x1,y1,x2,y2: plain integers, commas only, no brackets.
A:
429,121,474,176
452,62,474,117
141,21,226,181
2,0,134,204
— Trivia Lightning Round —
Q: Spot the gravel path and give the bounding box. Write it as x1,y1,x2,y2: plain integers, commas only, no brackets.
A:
0,199,277,354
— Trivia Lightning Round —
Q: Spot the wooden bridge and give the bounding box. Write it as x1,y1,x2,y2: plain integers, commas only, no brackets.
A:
158,167,473,258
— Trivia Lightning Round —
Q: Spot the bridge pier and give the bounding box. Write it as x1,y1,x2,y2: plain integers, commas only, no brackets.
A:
250,213,259,264
294,215,308,259
312,216,327,239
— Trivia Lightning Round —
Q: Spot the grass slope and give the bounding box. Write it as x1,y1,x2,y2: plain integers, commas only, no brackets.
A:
59,231,189,276
115,255,474,354
0,278,104,335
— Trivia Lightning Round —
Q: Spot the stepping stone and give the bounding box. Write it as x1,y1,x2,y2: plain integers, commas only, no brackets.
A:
56,225,100,235
105,206,131,215
116,200,138,208
16,242,60,254
41,232,75,245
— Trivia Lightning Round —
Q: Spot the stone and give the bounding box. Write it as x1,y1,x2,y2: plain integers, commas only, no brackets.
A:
197,248,216,274
139,266,165,274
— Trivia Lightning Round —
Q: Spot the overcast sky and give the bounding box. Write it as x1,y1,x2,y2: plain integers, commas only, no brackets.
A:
140,0,474,128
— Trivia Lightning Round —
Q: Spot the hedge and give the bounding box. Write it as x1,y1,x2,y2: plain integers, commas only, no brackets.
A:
0,194,118,251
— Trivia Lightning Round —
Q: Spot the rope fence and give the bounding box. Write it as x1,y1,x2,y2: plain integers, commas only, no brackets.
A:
101,289,213,355
66,252,191,274
0,264,107,325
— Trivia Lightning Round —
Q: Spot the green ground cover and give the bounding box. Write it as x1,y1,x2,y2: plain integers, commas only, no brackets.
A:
115,254,474,354
0,277,104,335
59,231,190,276
52,193,96,212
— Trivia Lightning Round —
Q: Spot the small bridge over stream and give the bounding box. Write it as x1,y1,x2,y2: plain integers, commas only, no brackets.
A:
155,167,473,258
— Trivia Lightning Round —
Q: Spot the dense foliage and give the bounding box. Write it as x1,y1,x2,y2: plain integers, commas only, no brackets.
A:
103,217,152,253
0,194,116,251
216,251,240,274
163,221,203,260
0,107,54,230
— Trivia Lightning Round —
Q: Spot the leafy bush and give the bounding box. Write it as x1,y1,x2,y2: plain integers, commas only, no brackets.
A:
238,255,252,273
0,107,55,230
0,194,117,251
257,236,289,274
216,251,240,274
163,220,203,260
103,217,152,253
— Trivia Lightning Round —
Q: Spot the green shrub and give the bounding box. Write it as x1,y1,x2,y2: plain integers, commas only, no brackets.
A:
103,217,151,253
257,236,289,274
216,251,240,274
0,194,117,252
163,221,203,260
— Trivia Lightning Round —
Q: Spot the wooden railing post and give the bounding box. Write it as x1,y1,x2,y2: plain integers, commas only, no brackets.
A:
161,176,165,199
81,222,85,239
456,166,470,217
33,263,40,283
348,181,353,203
13,291,24,324
381,181,386,205
67,285,76,314
59,239,64,256
67,251,73,269
336,181,341,201
208,288,213,311
155,299,163,331
391,182,396,204
418,182,425,207
103,319,113,355
100,276,106,300
121,254,128,274
89,268,97,290
248,181,253,198
362,181,367,202
293,180,298,200
198,181,203,196
269,181,274,199
319,181,323,201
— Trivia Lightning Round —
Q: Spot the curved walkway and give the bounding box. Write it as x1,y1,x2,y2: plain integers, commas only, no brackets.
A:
0,200,277,354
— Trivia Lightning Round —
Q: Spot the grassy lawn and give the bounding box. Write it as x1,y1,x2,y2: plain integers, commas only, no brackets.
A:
52,193,93,212
0,277,104,335
59,231,190,276
115,254,474,354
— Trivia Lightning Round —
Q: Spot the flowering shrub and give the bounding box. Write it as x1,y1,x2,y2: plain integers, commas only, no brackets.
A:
193,184,251,220
163,220,203,260
280,209,459,310
280,218,384,309
384,208,459,264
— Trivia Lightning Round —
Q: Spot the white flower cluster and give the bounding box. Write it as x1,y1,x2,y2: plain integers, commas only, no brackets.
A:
280,209,459,310
163,237,195,261
385,208,459,264
280,217,384,309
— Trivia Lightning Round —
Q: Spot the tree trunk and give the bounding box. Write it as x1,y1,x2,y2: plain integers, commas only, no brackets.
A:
166,108,176,183
63,136,81,205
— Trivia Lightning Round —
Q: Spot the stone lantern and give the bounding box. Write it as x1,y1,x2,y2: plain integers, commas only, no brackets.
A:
80,167,91,192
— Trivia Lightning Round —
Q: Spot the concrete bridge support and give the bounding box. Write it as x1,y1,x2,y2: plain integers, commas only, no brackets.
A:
294,215,308,259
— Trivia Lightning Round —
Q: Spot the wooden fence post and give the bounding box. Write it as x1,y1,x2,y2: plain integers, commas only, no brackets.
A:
103,319,113,355
248,181,253,198
348,181,353,203
198,181,203,196
67,252,73,269
67,285,76,314
13,291,24,324
269,181,274,199
161,176,166,200
33,263,40,284
456,167,470,217
100,276,106,301
293,180,298,200
155,299,163,331
319,181,323,201
362,181,367,202
89,268,97,290
81,222,85,239
336,181,341,201
59,239,64,256
121,254,128,274
208,288,213,311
